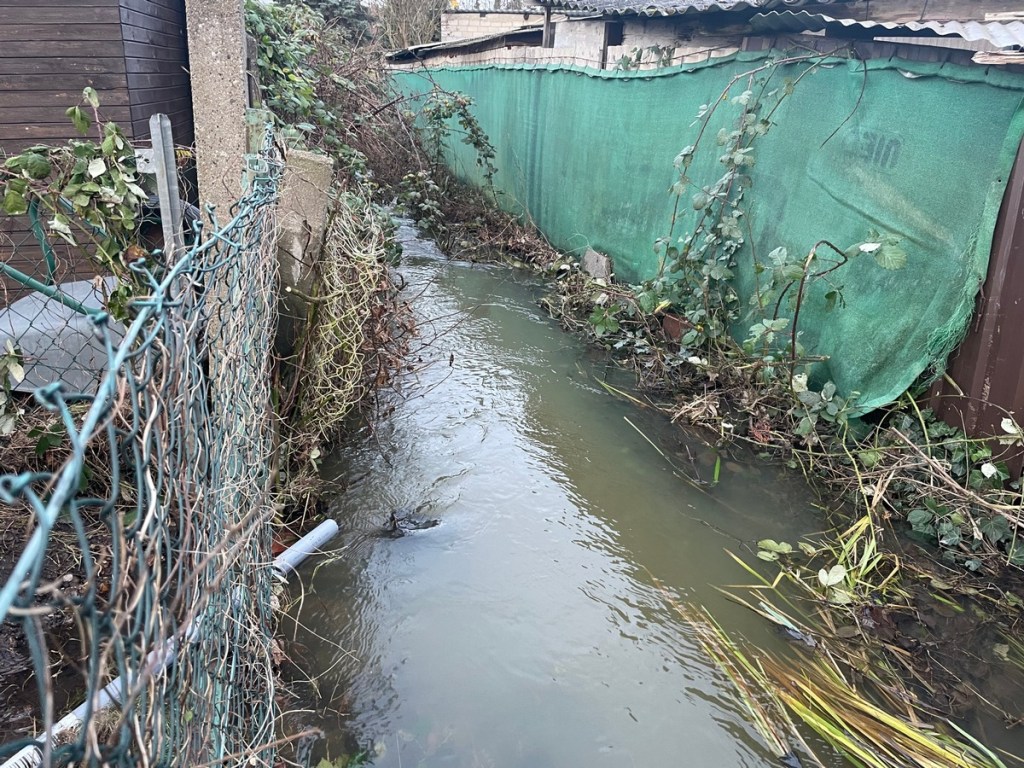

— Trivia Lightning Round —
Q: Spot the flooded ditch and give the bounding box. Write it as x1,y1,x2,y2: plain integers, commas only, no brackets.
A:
284,223,1024,767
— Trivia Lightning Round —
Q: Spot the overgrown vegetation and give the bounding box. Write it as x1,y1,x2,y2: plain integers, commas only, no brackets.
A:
244,0,416,520
373,0,448,50
534,50,1023,578
243,0,535,525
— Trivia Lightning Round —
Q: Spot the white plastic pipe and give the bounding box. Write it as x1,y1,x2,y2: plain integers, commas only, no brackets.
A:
0,519,339,768
272,519,339,578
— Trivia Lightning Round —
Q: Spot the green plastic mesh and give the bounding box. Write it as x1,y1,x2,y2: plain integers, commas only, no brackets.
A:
394,51,1024,410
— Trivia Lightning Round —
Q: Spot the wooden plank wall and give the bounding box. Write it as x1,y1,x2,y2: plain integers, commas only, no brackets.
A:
120,0,194,147
0,0,132,307
0,0,132,152
0,0,194,309
931,137,1024,475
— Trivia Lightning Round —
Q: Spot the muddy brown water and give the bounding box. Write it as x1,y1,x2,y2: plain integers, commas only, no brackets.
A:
286,222,1023,767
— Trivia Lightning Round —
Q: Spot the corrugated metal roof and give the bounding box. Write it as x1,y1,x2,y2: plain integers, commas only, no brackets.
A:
748,11,1024,50
538,0,849,15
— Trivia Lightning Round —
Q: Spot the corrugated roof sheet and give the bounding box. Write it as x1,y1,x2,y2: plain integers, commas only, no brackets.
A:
539,0,848,15
749,11,1024,50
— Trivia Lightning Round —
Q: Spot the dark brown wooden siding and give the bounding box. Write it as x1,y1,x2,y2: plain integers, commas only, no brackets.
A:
931,136,1024,475
1,0,193,309
120,0,194,147
0,0,132,307
0,0,131,153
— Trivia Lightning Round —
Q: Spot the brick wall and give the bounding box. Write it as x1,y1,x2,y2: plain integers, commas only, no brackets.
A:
441,11,549,42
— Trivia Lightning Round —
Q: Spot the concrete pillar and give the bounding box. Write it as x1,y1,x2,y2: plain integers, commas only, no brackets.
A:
277,149,334,297
276,149,336,355
184,0,249,218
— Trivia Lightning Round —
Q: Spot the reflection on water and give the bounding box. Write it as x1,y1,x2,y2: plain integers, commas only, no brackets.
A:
291,223,828,767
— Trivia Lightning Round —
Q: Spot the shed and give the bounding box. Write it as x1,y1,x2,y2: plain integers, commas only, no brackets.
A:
0,0,194,307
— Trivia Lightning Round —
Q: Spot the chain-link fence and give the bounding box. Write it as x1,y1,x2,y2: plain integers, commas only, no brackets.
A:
0,127,283,766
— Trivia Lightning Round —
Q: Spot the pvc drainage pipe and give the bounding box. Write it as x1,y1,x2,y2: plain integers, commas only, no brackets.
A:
0,519,340,768
273,519,339,578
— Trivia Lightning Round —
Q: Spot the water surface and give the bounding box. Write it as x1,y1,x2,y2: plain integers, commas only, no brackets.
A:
292,223,832,767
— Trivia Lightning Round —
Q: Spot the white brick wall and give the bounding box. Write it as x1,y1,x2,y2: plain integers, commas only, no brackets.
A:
442,11,549,42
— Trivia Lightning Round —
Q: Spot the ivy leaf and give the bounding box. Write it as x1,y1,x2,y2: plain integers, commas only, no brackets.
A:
674,145,695,169
2,189,28,216
66,105,91,136
980,515,1011,545
874,240,907,271
731,89,754,107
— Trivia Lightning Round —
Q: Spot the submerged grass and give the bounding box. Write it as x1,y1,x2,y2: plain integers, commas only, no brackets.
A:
674,597,1015,768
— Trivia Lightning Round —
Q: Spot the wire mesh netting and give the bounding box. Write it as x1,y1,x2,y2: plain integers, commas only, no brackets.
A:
0,127,283,766
0,204,118,396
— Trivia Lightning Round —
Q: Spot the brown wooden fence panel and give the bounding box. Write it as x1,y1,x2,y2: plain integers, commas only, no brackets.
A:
0,0,131,308
931,137,1024,473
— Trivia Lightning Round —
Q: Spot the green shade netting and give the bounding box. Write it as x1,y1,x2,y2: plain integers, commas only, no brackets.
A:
393,51,1024,411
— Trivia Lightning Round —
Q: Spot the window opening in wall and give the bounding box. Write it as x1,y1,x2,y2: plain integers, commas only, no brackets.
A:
606,21,624,47
601,21,625,68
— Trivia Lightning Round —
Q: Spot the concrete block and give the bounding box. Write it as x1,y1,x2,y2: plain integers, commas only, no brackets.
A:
276,148,335,356
581,248,613,281
277,148,335,296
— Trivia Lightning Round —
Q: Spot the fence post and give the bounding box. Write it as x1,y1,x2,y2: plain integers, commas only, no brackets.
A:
276,149,335,355
183,0,250,216
150,114,185,259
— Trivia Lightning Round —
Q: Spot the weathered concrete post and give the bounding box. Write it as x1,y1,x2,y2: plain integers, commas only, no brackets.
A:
275,149,335,355
184,0,250,216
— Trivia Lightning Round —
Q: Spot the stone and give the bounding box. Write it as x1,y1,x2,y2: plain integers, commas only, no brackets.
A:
581,248,613,281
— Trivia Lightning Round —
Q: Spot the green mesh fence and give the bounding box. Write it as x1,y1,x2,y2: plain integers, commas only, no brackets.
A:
0,128,281,766
395,51,1024,410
